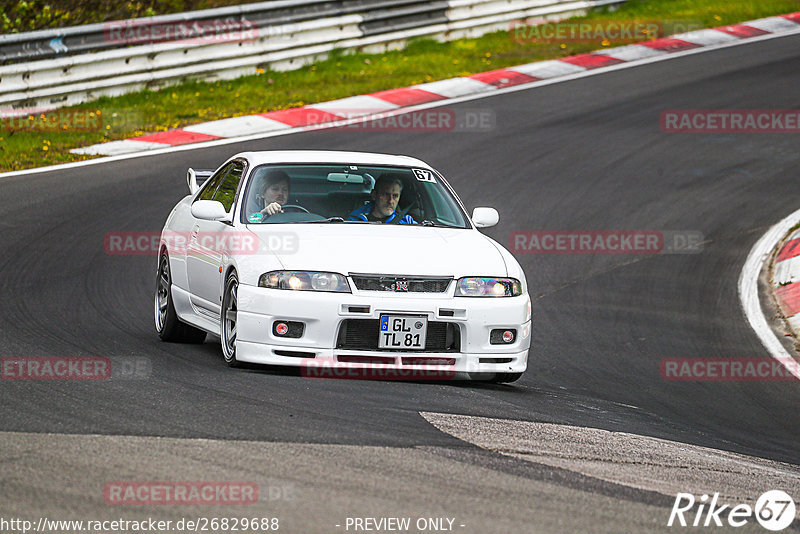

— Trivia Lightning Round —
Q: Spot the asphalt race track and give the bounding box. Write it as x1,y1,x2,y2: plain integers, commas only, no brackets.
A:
1,33,800,533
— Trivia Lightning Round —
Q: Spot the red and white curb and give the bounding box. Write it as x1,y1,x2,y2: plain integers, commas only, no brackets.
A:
773,229,800,334
71,13,800,157
740,208,800,381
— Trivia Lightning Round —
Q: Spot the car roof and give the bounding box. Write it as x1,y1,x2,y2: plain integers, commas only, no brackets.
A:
231,150,432,169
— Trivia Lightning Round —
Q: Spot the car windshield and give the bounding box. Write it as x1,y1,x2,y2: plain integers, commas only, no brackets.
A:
241,164,470,228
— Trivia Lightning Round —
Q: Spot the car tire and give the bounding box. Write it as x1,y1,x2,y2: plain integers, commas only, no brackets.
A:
221,271,242,368
155,252,207,344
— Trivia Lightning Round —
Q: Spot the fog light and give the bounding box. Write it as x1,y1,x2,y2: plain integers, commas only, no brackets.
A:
272,321,305,338
489,328,517,345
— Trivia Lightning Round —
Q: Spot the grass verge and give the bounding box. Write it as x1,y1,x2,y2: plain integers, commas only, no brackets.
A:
1,0,799,172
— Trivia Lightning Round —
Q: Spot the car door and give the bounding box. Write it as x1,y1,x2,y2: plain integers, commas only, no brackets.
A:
186,161,244,315
174,163,228,289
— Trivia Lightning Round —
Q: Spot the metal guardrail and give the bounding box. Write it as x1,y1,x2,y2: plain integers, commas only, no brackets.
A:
0,0,625,112
0,0,440,64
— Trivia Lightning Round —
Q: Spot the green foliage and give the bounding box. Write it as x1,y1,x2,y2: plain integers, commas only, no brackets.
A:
0,1,264,33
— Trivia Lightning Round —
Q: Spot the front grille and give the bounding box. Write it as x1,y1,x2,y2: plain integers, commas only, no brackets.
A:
337,355,395,364
402,357,456,366
336,319,460,352
350,275,452,293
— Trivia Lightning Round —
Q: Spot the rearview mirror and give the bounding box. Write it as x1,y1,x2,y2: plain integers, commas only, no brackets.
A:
472,207,499,228
191,200,230,222
327,173,365,184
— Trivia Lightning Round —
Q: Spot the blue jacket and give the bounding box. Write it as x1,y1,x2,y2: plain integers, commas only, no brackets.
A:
347,202,416,224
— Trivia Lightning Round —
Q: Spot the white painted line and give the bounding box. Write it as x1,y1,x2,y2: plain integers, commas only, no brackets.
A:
789,315,800,332
673,29,741,46
3,24,800,180
414,77,495,98
310,95,399,116
592,44,667,61
738,207,800,380
70,139,168,156
510,59,586,79
183,115,291,137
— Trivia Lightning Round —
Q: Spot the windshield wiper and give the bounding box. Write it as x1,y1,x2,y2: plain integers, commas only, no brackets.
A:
305,217,369,224
319,217,345,223
421,220,461,228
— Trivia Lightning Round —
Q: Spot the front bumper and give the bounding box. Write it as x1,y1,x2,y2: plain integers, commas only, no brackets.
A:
235,284,531,376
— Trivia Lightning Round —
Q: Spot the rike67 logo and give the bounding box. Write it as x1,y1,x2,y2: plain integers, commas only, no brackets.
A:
668,491,796,531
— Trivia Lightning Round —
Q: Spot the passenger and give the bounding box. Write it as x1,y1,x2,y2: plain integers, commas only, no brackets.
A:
347,175,416,224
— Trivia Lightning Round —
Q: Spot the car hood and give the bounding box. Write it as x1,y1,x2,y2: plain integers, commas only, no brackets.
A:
245,224,508,278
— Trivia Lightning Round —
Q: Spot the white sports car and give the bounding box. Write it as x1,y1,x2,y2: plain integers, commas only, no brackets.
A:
155,151,530,382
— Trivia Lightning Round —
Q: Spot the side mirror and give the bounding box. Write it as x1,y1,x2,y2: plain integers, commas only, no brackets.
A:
472,207,499,228
191,200,230,222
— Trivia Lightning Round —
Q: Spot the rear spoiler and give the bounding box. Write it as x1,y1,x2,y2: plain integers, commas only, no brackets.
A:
187,168,214,194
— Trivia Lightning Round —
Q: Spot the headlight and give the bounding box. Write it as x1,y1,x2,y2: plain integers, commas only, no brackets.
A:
258,271,350,293
455,277,522,297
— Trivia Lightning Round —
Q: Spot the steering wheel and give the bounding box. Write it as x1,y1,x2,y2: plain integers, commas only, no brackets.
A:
280,204,309,214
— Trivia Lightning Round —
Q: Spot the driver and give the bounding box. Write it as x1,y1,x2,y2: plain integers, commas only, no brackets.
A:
258,170,291,217
347,175,416,224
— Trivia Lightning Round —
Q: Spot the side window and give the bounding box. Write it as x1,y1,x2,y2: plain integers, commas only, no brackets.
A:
213,162,244,213
195,163,232,202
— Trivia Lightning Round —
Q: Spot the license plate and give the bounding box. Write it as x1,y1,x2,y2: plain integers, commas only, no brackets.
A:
378,315,427,349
